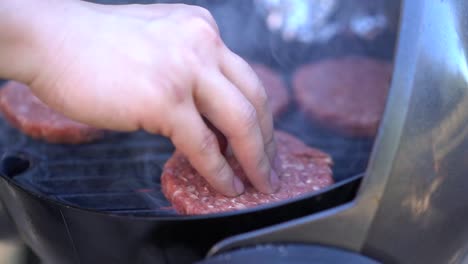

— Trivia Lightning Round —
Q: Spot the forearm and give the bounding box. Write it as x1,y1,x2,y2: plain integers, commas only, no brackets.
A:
0,0,72,83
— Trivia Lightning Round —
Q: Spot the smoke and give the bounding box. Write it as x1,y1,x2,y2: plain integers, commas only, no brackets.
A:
0,0,401,215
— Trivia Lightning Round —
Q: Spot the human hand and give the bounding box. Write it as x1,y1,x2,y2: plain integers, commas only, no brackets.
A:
11,1,279,196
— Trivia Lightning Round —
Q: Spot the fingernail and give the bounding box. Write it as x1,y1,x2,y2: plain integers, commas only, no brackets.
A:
233,176,245,195
269,170,280,192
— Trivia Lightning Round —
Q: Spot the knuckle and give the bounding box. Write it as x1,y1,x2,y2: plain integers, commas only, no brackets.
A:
189,17,214,35
239,104,258,132
254,154,270,175
158,118,174,138
169,84,189,105
264,133,276,159
255,85,269,110
187,17,221,46
188,6,217,31
191,6,214,21
154,75,191,105
264,132,275,147
140,118,162,135
198,129,218,155
210,158,230,184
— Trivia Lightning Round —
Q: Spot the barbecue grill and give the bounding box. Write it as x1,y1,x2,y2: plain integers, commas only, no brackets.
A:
1,0,468,263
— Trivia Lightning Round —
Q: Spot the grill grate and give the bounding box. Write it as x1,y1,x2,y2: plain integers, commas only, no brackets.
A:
0,128,178,216
0,97,374,217
0,0,391,217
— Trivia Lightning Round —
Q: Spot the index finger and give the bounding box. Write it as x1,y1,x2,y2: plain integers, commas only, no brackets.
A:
220,49,277,165
170,107,244,197
196,72,280,194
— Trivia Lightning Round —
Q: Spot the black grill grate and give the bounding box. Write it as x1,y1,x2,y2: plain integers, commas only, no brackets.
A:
0,128,178,216
0,97,374,217
0,0,392,217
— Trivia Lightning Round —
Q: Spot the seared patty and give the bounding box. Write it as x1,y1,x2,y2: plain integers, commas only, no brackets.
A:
161,130,333,215
0,81,104,144
293,56,392,137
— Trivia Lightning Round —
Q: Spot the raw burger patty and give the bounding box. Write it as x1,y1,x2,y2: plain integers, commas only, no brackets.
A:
161,131,333,215
293,56,393,137
0,81,104,144
250,63,289,117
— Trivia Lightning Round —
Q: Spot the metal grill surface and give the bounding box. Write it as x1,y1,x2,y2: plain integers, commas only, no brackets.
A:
0,0,395,217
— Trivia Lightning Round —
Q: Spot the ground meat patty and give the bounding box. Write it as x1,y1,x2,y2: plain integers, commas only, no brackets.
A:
161,131,333,215
0,81,104,144
250,63,289,117
293,56,393,137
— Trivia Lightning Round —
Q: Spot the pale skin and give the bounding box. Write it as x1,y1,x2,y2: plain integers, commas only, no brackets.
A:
0,0,279,197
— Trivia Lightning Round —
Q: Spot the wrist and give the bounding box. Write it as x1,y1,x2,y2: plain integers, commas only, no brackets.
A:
0,0,77,84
